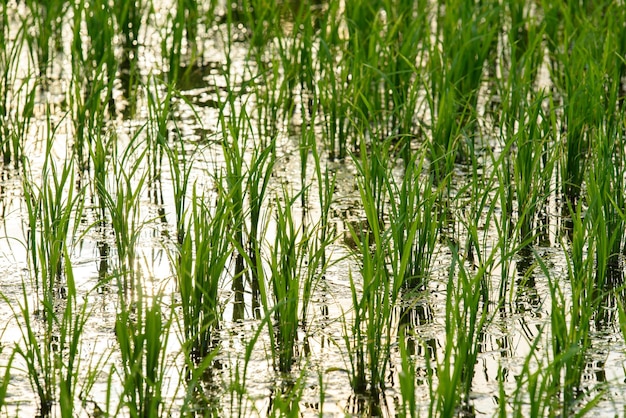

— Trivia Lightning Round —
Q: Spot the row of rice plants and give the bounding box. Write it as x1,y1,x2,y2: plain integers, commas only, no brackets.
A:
0,12,34,167
2,0,626,416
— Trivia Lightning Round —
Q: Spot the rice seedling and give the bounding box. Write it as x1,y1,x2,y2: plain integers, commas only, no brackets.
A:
249,51,284,144
342,142,394,398
69,73,111,173
317,0,426,158
246,141,276,317
22,129,83,299
3,0,626,416
217,85,248,322
97,129,149,292
429,242,493,417
317,49,351,160
268,14,314,128
114,289,173,418
342,0,386,141
0,80,35,169
535,202,598,415
165,0,186,83
145,77,175,183
9,139,93,416
559,63,594,206
387,151,439,291
511,95,554,246
382,0,428,144
550,3,620,206
496,2,545,205
113,0,142,55
182,0,199,52
491,93,558,296
74,333,116,417
341,132,438,402
290,2,317,119
426,0,500,185
425,85,460,189
253,187,308,373
81,0,117,112
23,0,67,80
88,126,114,224
215,61,279,322
5,282,56,416
247,2,317,139
69,0,118,168
163,140,193,246
490,149,518,301
113,0,143,114
310,134,336,270
176,186,231,361
503,0,544,86
55,252,96,416
313,0,351,160
343,261,385,398
0,23,35,167
397,326,417,418
585,123,625,294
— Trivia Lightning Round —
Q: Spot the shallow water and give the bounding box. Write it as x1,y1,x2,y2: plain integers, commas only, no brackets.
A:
1,0,626,417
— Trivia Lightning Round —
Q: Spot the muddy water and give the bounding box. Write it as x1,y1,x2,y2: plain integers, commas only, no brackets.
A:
1,1,626,417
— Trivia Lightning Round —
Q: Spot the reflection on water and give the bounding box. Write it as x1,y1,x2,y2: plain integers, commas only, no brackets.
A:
2,0,626,416
515,247,541,317
345,392,389,417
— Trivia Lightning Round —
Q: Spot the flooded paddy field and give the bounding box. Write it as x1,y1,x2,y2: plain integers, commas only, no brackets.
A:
1,0,626,416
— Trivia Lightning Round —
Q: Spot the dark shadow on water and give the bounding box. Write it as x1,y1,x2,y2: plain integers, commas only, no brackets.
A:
397,298,433,357
96,235,110,289
560,196,575,243
231,254,246,322
536,198,553,247
515,247,541,316
117,48,140,118
0,165,16,218
594,260,624,331
167,61,222,92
